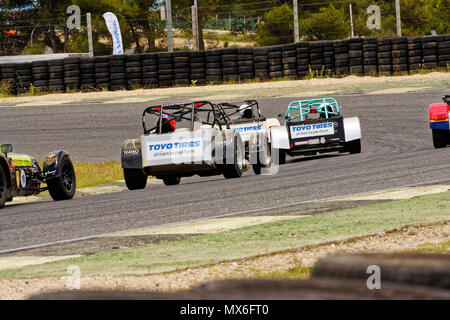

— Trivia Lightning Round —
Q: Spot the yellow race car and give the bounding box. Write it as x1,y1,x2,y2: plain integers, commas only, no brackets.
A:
0,144,76,208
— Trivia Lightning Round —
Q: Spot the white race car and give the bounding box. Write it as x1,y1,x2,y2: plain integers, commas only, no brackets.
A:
121,101,246,188
271,98,362,164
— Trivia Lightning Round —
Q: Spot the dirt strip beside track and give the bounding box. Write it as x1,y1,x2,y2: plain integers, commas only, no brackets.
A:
0,221,448,300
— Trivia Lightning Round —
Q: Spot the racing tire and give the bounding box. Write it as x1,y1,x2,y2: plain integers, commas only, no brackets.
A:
276,149,286,165
252,148,272,175
47,156,76,201
163,177,181,186
124,168,147,190
223,136,244,179
347,139,361,154
0,165,7,209
432,129,449,149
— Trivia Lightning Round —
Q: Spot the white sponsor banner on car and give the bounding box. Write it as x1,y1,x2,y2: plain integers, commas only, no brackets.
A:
229,123,263,140
141,131,212,166
290,122,335,139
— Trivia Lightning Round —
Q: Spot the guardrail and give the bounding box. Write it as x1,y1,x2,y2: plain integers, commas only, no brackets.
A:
1,35,450,95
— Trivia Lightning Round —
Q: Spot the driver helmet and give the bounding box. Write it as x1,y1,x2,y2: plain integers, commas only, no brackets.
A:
239,104,253,119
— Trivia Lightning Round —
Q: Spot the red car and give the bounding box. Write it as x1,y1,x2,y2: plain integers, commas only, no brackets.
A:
429,95,450,148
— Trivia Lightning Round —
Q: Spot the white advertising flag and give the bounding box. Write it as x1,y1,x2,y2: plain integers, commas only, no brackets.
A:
103,12,123,55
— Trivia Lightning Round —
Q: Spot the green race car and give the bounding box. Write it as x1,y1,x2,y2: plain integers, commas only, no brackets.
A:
0,144,76,208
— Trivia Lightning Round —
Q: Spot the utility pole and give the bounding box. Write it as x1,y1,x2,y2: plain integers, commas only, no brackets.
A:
395,0,402,36
86,13,94,57
191,0,199,51
349,3,354,38
293,0,299,43
166,0,173,52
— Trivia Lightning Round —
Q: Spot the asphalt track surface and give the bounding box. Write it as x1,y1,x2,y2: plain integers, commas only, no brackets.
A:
1,89,450,252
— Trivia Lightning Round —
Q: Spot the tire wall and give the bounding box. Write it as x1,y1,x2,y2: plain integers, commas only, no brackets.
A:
2,34,450,95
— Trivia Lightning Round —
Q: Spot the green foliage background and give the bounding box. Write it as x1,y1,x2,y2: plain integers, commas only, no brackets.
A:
0,0,449,55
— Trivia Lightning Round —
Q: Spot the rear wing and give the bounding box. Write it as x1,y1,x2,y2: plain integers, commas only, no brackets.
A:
283,98,341,122
142,101,227,134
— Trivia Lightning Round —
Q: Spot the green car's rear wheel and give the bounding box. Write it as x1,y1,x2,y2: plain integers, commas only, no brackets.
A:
47,156,76,201
0,165,7,209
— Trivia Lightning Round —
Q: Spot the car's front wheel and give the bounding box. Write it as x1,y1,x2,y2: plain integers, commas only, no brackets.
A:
124,168,147,190
432,129,448,149
47,155,76,201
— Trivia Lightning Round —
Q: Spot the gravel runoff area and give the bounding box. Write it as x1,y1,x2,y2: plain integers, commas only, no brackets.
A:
0,221,448,300
1,72,450,105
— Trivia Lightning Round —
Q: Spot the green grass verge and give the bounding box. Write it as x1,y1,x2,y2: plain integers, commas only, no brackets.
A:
73,161,123,188
1,190,450,279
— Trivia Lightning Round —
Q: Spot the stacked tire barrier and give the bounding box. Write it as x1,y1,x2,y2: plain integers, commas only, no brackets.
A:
408,36,423,72
268,45,283,79
126,54,143,89
205,49,222,84
173,51,190,86
422,36,438,70
349,38,363,75
363,37,378,76
222,48,238,82
32,60,49,92
3,34,450,96
109,54,126,91
391,37,408,74
334,39,349,75
48,59,64,92
282,43,297,79
237,47,254,81
15,62,31,94
323,40,334,74
377,38,392,76
63,57,79,91
253,46,269,80
80,57,95,91
158,52,173,88
296,42,310,78
94,56,110,90
190,51,206,86
309,41,324,75
1,63,16,94
142,53,159,88
438,35,450,68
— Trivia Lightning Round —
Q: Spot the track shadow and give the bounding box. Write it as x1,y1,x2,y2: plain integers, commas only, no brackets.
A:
286,152,343,164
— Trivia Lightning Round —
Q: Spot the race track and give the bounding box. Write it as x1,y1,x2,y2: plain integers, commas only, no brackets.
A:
1,89,450,252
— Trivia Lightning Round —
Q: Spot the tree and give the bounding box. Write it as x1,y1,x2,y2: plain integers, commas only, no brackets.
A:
0,0,71,54
256,3,293,46
299,4,349,40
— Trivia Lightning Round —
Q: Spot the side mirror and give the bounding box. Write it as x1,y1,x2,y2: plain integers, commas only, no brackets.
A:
1,144,13,154
278,113,285,118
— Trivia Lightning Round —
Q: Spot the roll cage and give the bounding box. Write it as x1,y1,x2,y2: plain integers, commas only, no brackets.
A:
142,101,228,134
283,98,341,122
216,100,264,124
